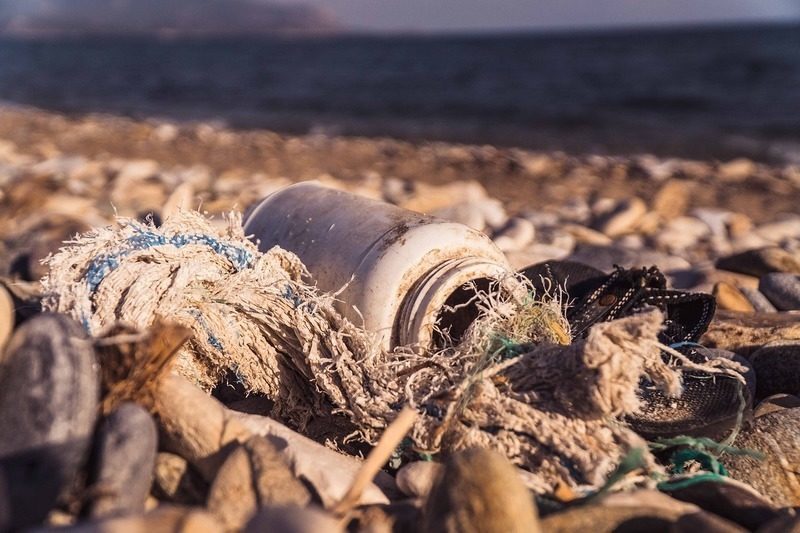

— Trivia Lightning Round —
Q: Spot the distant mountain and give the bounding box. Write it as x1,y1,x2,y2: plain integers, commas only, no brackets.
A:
0,0,340,37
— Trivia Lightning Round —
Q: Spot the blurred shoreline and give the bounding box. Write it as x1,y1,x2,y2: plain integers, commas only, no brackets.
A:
1,24,798,164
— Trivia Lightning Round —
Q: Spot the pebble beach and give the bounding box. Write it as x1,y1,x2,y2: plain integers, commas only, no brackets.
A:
2,104,800,531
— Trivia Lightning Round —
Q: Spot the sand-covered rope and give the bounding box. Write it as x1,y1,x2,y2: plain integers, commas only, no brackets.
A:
42,211,744,493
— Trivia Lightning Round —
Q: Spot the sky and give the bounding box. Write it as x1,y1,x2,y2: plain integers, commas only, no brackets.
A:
301,0,800,32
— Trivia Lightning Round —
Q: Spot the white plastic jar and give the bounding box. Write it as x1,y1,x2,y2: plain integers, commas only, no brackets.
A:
244,182,518,351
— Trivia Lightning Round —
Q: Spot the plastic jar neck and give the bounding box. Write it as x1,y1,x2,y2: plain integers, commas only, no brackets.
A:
396,257,522,350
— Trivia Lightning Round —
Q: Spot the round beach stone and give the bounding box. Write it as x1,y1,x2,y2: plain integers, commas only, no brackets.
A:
396,461,442,498
422,448,539,533
754,394,800,418
726,407,800,507
664,478,780,530
713,282,755,313
759,273,800,310
0,284,13,353
739,287,777,313
87,402,158,519
652,179,692,219
493,217,535,252
245,505,342,533
594,197,647,237
717,247,800,277
0,313,99,530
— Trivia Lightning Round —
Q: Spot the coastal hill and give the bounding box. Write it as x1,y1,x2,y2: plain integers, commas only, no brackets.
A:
0,0,340,37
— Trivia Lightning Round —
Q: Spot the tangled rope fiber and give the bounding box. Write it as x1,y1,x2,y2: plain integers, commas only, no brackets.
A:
42,210,742,493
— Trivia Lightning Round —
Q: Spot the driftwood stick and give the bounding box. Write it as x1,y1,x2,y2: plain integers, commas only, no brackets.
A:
332,406,417,516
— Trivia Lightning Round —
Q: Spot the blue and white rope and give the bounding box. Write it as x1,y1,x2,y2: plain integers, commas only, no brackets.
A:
85,226,255,293
80,225,256,347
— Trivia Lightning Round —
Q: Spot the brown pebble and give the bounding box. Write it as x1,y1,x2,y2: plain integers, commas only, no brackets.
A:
396,461,442,499
669,511,748,533
244,505,342,533
207,436,310,531
713,282,755,313
594,197,647,237
716,247,800,278
422,448,539,533
726,407,800,507
701,311,800,358
652,179,691,219
162,182,195,218
754,394,800,418
47,506,223,533
0,284,13,352
152,452,208,506
664,478,780,530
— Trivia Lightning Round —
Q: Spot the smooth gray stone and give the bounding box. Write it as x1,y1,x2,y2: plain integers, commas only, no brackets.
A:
739,287,778,313
567,244,690,274
759,273,800,311
717,247,800,277
0,314,99,530
244,505,342,533
86,403,158,519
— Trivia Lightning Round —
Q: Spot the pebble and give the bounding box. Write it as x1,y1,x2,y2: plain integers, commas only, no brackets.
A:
381,177,414,205
561,223,612,246
535,226,577,252
493,217,535,252
702,311,800,357
717,247,800,277
594,197,647,237
161,181,195,218
652,179,692,219
739,287,777,312
727,407,800,507
718,158,757,182
754,394,800,418
55,506,223,533
616,234,645,250
0,314,99,530
754,216,800,243
655,216,710,253
759,273,800,310
400,180,487,214
477,198,509,231
207,436,310,531
664,478,780,531
749,342,800,399
0,284,12,351
758,514,800,533
152,452,208,506
432,201,487,231
567,244,691,273
244,505,342,533
505,244,571,270
670,511,748,533
86,403,158,519
555,197,591,224
712,282,755,313
540,490,700,533
18,216,91,281
396,461,443,499
422,448,540,533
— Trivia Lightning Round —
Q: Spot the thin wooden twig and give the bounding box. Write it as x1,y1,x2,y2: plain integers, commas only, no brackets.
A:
332,405,417,516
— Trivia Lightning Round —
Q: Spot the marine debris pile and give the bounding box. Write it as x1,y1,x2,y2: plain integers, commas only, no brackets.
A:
1,110,800,532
